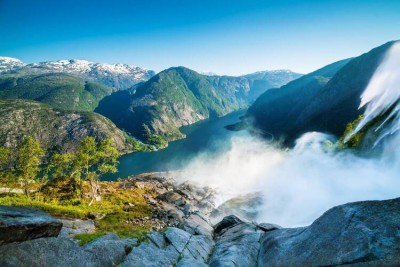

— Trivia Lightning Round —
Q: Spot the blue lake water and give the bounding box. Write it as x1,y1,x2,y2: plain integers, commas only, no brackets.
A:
103,110,247,180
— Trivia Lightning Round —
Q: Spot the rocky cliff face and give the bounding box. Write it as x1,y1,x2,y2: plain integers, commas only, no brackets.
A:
1,175,399,266
0,99,135,155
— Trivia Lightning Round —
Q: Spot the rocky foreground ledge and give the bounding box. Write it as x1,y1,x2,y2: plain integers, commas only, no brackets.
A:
0,175,399,266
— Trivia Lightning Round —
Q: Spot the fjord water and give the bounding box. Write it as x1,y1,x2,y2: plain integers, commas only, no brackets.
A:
104,110,248,180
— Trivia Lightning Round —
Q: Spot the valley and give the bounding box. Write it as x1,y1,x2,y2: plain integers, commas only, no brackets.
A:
1,32,400,266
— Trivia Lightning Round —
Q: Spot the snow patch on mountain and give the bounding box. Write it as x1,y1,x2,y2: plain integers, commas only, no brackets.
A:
0,57,25,73
27,59,153,80
0,57,155,90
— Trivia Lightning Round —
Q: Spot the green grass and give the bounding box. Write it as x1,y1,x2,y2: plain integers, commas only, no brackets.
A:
0,180,155,245
0,195,88,218
337,115,365,149
337,102,399,151
74,232,105,246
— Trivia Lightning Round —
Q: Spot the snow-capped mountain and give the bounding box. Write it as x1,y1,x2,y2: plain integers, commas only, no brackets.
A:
0,57,155,91
0,57,25,73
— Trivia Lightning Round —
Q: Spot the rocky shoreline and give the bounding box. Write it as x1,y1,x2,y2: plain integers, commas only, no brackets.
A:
1,173,400,266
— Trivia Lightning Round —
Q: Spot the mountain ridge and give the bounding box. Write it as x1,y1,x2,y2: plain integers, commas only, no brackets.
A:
95,66,301,146
233,41,398,146
0,57,155,91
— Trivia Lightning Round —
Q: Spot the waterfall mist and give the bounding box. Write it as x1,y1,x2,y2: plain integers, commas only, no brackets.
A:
178,42,400,227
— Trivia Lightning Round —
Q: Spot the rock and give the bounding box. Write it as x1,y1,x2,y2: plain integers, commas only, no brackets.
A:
259,198,400,267
163,244,181,265
197,199,215,218
256,223,282,232
182,203,198,215
59,218,95,237
0,205,62,244
0,236,80,267
182,214,213,238
213,215,243,236
82,233,137,265
0,234,135,267
121,243,175,267
209,220,263,267
158,192,186,206
147,232,167,249
183,235,215,262
165,227,191,253
177,258,209,267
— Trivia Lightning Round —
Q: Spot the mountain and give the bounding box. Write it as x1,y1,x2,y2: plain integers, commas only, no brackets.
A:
96,67,301,146
0,57,155,91
236,41,397,145
0,99,146,156
296,41,395,138
233,59,351,139
0,73,112,111
0,57,24,73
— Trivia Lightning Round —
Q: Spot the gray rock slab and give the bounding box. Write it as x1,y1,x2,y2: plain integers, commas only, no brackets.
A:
0,205,62,244
165,227,191,253
259,198,400,267
121,242,174,267
177,258,209,267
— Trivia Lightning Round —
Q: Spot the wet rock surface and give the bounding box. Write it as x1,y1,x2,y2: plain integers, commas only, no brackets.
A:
0,206,62,244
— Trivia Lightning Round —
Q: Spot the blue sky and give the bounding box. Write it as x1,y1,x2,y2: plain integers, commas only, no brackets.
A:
0,0,399,75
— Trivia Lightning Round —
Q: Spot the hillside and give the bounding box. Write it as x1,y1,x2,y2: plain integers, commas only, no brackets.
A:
0,99,145,156
0,73,112,111
0,57,154,91
296,41,396,137
96,67,300,145
237,41,397,144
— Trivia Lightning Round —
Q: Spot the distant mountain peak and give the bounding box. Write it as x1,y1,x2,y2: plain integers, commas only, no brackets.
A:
244,69,302,76
28,59,151,75
0,56,25,73
0,56,24,63
0,57,155,90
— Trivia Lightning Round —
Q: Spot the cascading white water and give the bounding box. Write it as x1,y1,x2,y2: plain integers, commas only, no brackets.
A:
179,43,400,227
345,42,400,145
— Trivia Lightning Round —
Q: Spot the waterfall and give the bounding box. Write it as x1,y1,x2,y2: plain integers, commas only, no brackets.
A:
345,42,400,146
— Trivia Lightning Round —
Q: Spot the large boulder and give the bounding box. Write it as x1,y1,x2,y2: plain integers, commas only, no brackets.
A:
209,216,264,267
259,198,400,267
0,206,62,244
213,215,243,236
0,233,136,267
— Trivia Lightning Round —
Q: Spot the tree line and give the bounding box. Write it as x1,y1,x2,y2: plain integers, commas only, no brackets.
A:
0,136,120,205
